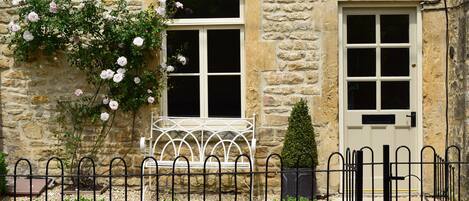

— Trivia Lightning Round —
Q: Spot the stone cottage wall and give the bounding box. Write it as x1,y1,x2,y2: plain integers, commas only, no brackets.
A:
463,1,469,197
0,0,151,179
1,0,469,198
442,0,469,198
253,0,465,195
255,0,340,194
447,0,469,198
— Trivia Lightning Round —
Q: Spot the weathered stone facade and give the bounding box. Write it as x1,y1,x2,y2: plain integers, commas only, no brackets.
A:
0,0,151,175
255,0,339,193
446,0,469,198
1,0,469,198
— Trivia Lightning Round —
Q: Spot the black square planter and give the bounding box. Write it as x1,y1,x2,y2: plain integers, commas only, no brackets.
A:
281,168,317,200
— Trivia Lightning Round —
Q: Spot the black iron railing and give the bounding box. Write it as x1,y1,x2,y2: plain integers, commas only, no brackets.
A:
2,144,468,201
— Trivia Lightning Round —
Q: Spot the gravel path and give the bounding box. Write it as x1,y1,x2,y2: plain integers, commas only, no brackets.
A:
1,187,433,201
2,186,265,201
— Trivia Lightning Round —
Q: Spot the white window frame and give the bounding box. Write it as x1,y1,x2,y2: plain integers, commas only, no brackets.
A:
167,0,245,26
160,1,246,118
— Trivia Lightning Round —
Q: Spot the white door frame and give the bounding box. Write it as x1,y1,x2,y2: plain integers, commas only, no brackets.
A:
338,2,423,163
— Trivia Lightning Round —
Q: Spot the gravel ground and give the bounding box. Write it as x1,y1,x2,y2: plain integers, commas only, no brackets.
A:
1,187,434,201
2,186,271,201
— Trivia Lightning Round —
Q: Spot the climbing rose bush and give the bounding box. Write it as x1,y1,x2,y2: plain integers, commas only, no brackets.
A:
5,0,186,178
7,0,187,113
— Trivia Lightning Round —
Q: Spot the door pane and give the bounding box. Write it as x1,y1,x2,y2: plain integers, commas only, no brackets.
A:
347,48,376,77
381,81,409,109
167,30,199,73
347,15,375,44
208,29,240,73
380,15,409,43
208,75,241,117
348,82,376,110
168,76,200,116
381,48,409,76
170,0,239,19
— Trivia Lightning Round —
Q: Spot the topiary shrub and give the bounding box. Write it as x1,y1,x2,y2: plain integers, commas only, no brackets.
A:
0,152,7,196
283,196,313,201
281,99,318,168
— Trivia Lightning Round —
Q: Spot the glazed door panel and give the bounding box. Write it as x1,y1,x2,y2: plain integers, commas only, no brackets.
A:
342,8,419,194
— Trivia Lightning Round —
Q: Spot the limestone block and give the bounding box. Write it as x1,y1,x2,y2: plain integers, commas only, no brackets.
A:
0,56,14,68
286,61,307,69
0,24,8,34
300,86,320,95
0,11,13,23
288,31,319,41
263,108,290,114
255,146,270,158
262,32,285,40
22,123,44,140
277,51,305,61
263,95,281,107
286,12,311,20
3,69,29,79
263,86,294,95
283,96,308,106
263,3,280,12
263,114,288,127
2,79,26,88
264,71,304,85
305,72,319,84
31,95,49,104
276,0,296,3
13,112,32,121
263,13,288,22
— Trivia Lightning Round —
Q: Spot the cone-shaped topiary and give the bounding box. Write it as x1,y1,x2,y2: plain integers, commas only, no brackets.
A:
281,99,318,168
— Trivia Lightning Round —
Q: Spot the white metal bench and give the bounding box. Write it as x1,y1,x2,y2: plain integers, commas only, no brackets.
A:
140,114,257,170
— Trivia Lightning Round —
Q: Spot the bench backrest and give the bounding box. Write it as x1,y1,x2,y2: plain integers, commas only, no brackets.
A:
145,115,256,169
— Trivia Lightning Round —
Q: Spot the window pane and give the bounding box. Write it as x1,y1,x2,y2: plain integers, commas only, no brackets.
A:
208,75,241,117
348,82,376,110
347,15,375,44
381,48,409,76
381,82,409,109
208,29,240,73
167,30,199,73
381,15,409,43
347,48,376,77
168,76,200,117
170,0,239,19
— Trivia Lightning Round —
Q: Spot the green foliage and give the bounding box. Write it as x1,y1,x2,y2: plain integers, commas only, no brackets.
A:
6,0,184,182
8,0,169,112
282,196,314,201
9,0,74,60
0,152,8,196
55,97,102,173
281,99,318,168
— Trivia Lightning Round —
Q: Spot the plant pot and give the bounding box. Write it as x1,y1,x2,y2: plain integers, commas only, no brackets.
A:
281,168,317,200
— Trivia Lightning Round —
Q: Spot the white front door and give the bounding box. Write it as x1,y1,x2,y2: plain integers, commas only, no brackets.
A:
341,8,420,193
